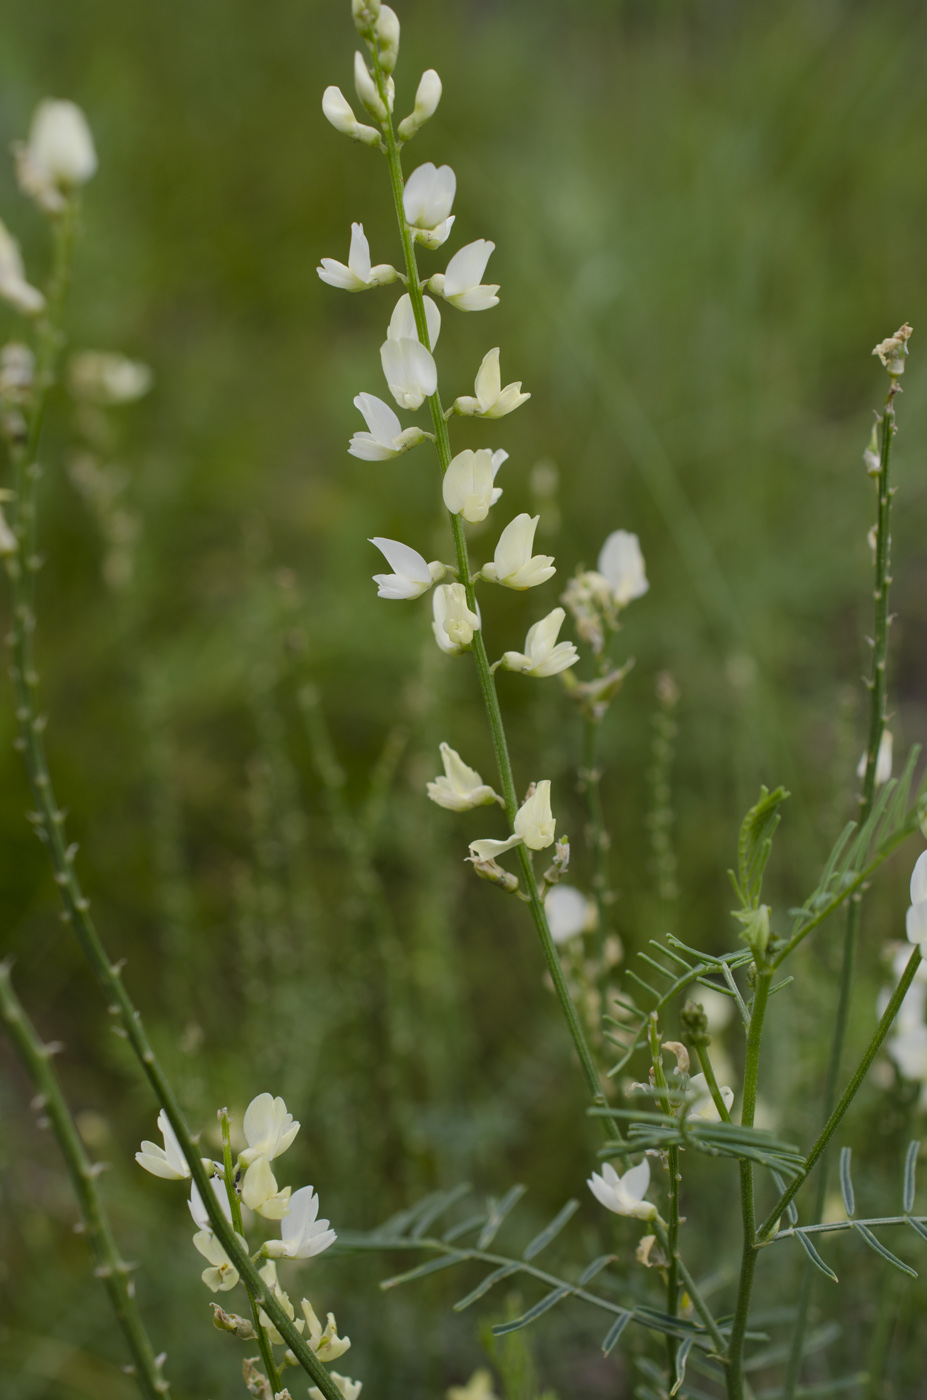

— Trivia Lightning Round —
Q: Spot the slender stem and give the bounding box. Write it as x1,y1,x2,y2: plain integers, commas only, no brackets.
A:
0,960,170,1400
647,1019,679,1372
756,945,921,1244
650,1218,728,1358
220,1113,282,1394
694,1044,733,1125
371,46,611,1127
726,968,772,1400
1,199,345,1400
582,714,612,1011
782,381,898,1398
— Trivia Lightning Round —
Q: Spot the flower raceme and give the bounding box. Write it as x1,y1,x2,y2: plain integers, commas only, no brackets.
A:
587,1159,657,1222
500,607,579,678
348,393,426,461
452,347,530,419
317,223,397,292
427,240,499,311
426,743,501,811
481,514,555,590
370,537,446,598
431,583,479,651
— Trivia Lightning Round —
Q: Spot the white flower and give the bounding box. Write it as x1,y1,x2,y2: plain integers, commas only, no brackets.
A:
309,1374,362,1400
321,87,381,147
544,884,591,944
15,100,96,213
500,607,579,678
68,351,152,405
451,347,529,419
514,780,556,850
468,834,523,860
348,393,426,461
387,292,442,349
263,1185,337,1260
442,448,500,523
906,851,927,952
353,51,391,122
239,1093,300,1167
380,336,437,410
427,743,500,811
403,162,456,248
193,1229,243,1292
369,537,445,599
481,514,555,590
135,1110,190,1180
447,1371,501,1400
597,531,649,608
431,583,480,651
587,1159,656,1221
317,223,398,292
188,1176,233,1232
887,1024,927,1082
428,241,499,312
375,5,401,73
857,730,893,787
0,220,45,317
397,69,442,141
872,324,912,378
685,1072,734,1122
241,1156,292,1219
302,1299,352,1362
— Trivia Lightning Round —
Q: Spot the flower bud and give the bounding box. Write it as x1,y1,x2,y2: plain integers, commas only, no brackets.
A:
321,86,381,146
680,1000,711,1047
734,903,770,960
872,323,912,378
352,0,381,34
375,5,400,74
15,101,97,214
397,69,442,141
354,52,388,122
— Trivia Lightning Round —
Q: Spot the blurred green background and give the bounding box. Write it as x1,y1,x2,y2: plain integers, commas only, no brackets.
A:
1,0,927,1395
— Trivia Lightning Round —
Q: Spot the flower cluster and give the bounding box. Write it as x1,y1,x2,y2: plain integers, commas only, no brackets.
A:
136,1093,352,1392
318,0,585,892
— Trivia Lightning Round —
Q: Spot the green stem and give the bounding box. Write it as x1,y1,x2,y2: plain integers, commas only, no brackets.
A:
648,1019,680,1371
756,945,921,1244
650,1218,728,1358
782,380,899,1399
2,196,345,1400
694,1043,734,1125
726,968,772,1400
582,714,612,1013
0,960,170,1400
220,1112,281,1395
371,45,611,1129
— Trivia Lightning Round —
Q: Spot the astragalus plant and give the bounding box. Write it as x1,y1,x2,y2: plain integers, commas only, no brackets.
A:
2,3,927,1400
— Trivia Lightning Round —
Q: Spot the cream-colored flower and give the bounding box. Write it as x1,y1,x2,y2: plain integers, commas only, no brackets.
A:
369,537,445,599
514,780,556,850
387,292,441,349
353,51,391,122
481,514,555,590
442,448,499,523
544,884,592,944
587,1159,656,1221
403,162,456,248
451,347,529,418
597,530,649,608
397,69,442,141
239,1093,300,1167
428,241,499,312
427,743,500,811
192,1229,242,1292
380,335,437,410
348,393,425,461
309,1375,362,1400
15,100,96,213
68,351,152,405
262,1185,337,1260
685,1072,734,1122
500,607,578,678
301,1299,352,1362
241,1156,291,1219
0,220,45,317
135,1110,190,1180
317,223,397,291
432,583,480,654
321,87,381,146
447,1372,501,1400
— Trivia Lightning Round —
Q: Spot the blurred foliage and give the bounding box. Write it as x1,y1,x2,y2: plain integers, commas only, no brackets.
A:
1,0,927,1395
